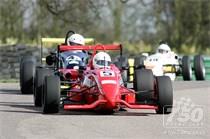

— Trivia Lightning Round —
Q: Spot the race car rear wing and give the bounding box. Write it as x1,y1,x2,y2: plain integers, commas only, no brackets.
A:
41,38,95,45
58,44,122,52
57,44,123,69
40,37,95,63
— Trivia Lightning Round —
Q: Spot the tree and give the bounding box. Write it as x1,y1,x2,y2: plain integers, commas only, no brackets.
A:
0,0,25,43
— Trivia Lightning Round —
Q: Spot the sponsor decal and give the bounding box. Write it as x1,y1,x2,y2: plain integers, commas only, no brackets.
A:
101,80,117,84
100,70,115,77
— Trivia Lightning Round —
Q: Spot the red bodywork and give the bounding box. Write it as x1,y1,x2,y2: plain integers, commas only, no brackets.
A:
58,44,158,111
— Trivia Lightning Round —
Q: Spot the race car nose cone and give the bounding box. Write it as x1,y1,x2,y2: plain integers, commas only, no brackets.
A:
107,99,117,108
101,84,119,109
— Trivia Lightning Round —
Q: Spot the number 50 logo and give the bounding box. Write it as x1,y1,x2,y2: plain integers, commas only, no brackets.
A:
163,97,205,128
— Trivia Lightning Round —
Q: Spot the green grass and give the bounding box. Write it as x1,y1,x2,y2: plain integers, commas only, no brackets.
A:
0,79,19,83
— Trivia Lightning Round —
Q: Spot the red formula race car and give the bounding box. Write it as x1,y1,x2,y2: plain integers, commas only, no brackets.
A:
19,40,173,114
32,44,172,114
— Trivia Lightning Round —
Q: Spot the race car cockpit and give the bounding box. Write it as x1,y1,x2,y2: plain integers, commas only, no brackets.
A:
59,51,88,69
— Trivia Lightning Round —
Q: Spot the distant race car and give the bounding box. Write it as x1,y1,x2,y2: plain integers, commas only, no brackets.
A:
19,34,173,114
142,46,205,81
119,44,206,82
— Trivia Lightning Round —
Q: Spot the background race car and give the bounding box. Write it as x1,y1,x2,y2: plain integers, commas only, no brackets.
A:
114,48,206,82
135,53,205,81
19,30,94,94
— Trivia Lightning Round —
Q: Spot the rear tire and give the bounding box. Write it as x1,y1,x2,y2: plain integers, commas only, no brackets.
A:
134,69,154,102
42,76,60,114
155,76,173,114
114,56,129,83
20,56,34,86
20,56,36,94
34,68,53,107
194,55,205,80
134,55,146,69
182,56,192,81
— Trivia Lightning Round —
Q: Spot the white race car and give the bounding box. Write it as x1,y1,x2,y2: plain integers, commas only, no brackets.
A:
134,44,206,81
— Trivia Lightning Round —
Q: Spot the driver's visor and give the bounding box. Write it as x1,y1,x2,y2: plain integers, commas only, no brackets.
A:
158,49,168,54
69,42,83,46
96,60,111,66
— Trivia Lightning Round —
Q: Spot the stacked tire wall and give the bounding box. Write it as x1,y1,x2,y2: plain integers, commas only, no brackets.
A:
0,45,48,80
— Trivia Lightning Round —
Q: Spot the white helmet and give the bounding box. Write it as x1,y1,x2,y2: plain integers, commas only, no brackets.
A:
93,52,112,69
67,34,85,45
156,44,171,54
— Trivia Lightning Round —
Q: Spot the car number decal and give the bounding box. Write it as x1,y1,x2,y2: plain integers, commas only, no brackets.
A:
100,71,115,77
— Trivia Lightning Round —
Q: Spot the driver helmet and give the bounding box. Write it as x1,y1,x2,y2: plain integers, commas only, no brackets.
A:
156,44,171,54
93,52,112,69
67,34,85,46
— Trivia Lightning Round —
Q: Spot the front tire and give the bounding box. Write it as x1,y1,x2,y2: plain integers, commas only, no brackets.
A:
134,69,154,102
182,56,192,81
42,76,60,114
194,55,205,80
34,68,53,107
155,76,173,114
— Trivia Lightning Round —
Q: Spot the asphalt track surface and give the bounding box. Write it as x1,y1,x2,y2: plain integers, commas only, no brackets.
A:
0,81,209,139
